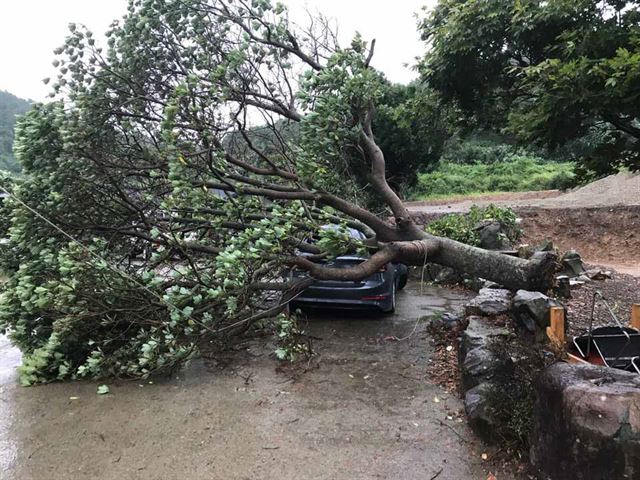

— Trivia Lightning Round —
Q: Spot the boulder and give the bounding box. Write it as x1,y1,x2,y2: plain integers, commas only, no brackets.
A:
434,266,463,285
465,288,513,317
561,249,585,277
461,316,510,358
461,346,505,390
585,268,613,280
512,290,565,342
425,312,463,331
464,382,499,442
460,317,513,441
460,317,511,390
531,362,640,480
474,220,511,250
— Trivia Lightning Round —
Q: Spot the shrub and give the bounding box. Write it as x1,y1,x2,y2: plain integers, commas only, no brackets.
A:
426,205,522,247
412,156,576,200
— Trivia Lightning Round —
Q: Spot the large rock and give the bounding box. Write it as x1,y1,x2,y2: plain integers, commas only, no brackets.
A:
460,318,512,441
561,249,585,277
512,290,565,342
531,363,640,480
464,382,499,442
434,266,463,285
461,316,510,358
461,347,505,390
460,317,511,390
465,288,513,317
474,219,511,250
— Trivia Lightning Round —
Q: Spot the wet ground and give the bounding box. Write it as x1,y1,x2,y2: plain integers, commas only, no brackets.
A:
1,283,513,480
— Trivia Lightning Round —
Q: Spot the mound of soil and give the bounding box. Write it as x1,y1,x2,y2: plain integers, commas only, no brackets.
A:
554,171,640,208
519,206,640,276
406,171,640,214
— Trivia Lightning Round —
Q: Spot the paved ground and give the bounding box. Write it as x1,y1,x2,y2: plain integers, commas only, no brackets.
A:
0,283,513,480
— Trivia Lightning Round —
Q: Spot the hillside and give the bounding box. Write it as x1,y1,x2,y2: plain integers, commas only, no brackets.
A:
0,90,31,173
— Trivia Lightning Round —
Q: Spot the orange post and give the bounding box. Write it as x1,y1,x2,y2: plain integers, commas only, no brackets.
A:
547,307,565,348
631,304,640,330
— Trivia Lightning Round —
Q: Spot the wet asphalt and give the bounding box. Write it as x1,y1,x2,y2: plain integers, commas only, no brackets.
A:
0,282,515,480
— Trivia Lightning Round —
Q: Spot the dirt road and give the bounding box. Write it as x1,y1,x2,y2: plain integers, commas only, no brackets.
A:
406,171,640,215
0,283,513,480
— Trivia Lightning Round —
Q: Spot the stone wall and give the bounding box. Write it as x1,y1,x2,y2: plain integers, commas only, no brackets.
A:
457,287,640,479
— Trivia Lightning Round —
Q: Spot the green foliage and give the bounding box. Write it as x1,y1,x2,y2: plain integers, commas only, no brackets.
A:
426,205,522,247
0,90,31,174
274,313,310,362
373,83,457,194
421,0,640,175
413,157,575,200
439,132,550,165
288,81,455,204
97,384,110,395
296,40,385,206
1,0,400,384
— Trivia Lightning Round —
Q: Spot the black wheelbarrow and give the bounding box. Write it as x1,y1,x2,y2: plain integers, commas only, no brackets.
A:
571,292,640,374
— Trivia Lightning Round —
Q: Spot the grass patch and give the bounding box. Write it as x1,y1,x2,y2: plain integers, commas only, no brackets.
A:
412,157,575,200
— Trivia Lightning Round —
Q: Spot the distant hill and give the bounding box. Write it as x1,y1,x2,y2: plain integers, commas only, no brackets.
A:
0,90,32,174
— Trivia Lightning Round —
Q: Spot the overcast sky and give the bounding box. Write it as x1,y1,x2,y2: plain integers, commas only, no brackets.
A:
0,0,435,102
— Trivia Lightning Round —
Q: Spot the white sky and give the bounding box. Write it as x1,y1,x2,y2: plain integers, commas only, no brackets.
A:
0,0,435,102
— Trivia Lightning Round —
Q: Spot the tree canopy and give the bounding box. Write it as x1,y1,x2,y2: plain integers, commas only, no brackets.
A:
421,0,640,174
0,90,31,174
0,0,554,384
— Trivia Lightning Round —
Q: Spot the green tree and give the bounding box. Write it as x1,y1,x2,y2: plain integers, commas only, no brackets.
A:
421,0,640,174
0,90,31,174
0,0,554,384
373,83,456,195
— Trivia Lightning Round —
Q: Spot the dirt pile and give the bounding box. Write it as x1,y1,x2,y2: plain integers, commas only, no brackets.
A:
552,171,640,208
519,206,640,276
406,171,640,214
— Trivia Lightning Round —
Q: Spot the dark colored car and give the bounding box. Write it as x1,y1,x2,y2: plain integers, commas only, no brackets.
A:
289,226,408,313
290,256,408,313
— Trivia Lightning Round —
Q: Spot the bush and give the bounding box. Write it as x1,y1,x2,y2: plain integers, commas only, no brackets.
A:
426,205,522,247
442,138,515,165
412,156,576,200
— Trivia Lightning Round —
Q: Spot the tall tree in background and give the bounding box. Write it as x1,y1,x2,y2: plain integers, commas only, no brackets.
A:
0,90,31,173
373,83,456,195
421,0,640,175
0,0,554,384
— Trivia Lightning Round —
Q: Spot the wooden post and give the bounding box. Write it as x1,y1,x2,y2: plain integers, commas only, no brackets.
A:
631,304,640,330
547,307,565,348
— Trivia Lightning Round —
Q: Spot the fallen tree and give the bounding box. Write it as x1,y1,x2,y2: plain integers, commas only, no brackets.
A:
0,0,555,383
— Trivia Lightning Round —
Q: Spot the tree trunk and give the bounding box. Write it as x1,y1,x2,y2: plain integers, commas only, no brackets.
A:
295,233,556,292
426,237,556,291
